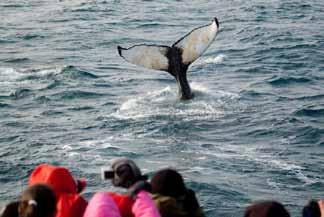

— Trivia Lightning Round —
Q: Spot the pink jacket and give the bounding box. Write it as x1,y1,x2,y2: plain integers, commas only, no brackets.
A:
83,192,122,217
132,191,161,217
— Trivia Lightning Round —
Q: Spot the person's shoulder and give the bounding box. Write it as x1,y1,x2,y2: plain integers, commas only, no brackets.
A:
152,193,176,203
152,193,188,217
151,194,182,211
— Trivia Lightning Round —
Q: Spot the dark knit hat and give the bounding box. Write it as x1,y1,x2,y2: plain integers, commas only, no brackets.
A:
102,157,147,188
150,168,187,198
244,201,290,217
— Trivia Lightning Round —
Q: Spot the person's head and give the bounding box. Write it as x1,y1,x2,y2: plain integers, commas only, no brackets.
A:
102,157,147,188
244,201,290,217
303,200,321,217
150,168,187,198
18,184,56,217
29,164,86,194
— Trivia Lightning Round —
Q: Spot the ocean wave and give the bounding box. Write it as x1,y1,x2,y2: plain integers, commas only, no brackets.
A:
290,125,324,144
240,90,275,100
67,106,94,111
0,67,60,97
58,138,134,163
9,88,33,99
51,90,106,100
0,38,16,44
192,137,321,188
0,66,97,82
40,110,65,116
277,94,324,102
0,67,60,82
3,57,30,63
294,107,324,117
0,3,28,8
17,33,44,40
0,67,22,85
267,76,312,86
35,95,51,104
43,80,64,90
0,103,12,109
60,65,98,79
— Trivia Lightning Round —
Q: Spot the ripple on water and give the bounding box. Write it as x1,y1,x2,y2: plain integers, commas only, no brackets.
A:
0,103,12,109
60,65,98,79
51,90,108,101
294,107,324,118
9,88,33,100
267,76,313,86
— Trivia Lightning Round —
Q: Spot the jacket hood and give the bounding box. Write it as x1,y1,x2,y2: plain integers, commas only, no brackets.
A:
29,164,85,194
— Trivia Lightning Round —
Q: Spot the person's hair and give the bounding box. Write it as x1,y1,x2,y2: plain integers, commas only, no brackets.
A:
18,184,57,217
1,201,19,217
244,201,290,217
150,168,187,198
303,200,321,217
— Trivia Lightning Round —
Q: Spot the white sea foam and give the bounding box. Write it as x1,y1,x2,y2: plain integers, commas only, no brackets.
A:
62,145,73,150
0,67,64,96
190,82,209,93
112,82,240,121
68,152,79,157
0,68,24,81
266,178,281,189
60,140,105,162
78,139,121,149
119,98,140,111
295,169,321,186
33,68,62,77
0,67,61,82
196,143,319,187
203,54,226,64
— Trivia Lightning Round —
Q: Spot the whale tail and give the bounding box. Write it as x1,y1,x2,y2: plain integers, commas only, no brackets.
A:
117,18,220,100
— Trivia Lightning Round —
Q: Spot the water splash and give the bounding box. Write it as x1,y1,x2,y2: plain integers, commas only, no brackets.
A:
111,83,240,121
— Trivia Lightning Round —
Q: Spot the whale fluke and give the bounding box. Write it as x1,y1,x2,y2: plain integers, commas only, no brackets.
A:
118,18,220,100
117,45,170,71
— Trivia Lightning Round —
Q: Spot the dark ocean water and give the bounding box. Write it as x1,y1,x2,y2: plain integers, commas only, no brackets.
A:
0,0,323,216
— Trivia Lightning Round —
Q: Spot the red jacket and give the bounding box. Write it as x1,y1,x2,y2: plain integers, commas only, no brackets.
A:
29,164,88,217
109,192,135,217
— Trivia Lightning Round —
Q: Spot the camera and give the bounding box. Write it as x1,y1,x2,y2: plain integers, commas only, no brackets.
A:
101,168,115,180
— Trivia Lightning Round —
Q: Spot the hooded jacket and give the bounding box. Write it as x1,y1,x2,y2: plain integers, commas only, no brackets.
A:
29,164,88,217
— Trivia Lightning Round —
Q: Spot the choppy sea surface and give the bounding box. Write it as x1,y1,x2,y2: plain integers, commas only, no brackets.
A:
1,0,323,216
